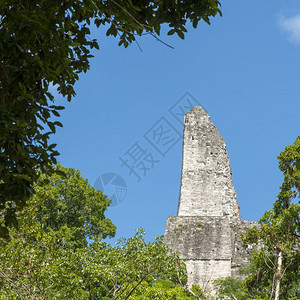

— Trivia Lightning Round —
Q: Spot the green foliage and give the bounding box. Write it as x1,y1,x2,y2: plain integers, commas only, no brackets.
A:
0,164,116,298
0,165,195,298
275,136,300,214
214,277,248,299
0,234,88,299
0,227,193,299
131,281,202,299
241,136,300,300
31,163,116,248
0,0,222,237
78,228,189,299
247,296,269,300
190,284,206,299
0,0,98,236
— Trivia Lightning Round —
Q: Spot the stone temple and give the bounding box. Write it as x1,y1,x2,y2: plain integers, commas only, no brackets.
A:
164,106,257,293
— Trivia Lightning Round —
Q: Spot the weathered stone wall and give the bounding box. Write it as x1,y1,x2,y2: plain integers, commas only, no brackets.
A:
164,216,233,291
164,216,232,260
231,220,260,279
185,260,231,292
177,107,240,220
164,106,258,294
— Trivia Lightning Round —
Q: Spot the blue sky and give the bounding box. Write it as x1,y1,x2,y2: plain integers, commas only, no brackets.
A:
51,0,300,242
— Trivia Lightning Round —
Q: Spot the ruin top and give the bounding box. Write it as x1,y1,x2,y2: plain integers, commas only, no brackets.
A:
177,106,240,219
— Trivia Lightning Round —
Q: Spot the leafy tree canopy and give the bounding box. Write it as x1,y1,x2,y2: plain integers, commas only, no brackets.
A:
31,163,116,247
0,229,200,299
243,136,299,300
0,163,116,242
0,164,202,298
0,0,221,236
